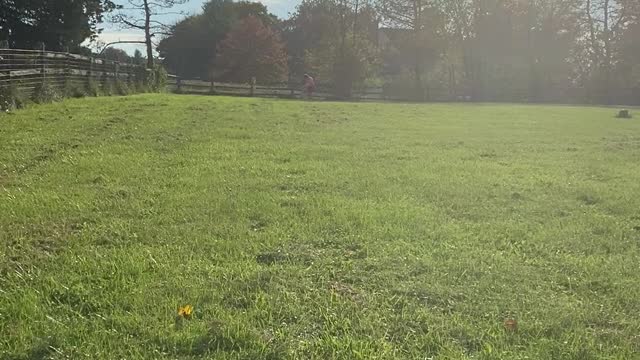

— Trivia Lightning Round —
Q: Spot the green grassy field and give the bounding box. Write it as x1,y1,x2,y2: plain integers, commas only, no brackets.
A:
1,94,639,359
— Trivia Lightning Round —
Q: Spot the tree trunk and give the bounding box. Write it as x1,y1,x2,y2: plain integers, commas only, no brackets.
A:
353,0,359,46
585,0,599,102
144,0,154,69
603,0,612,103
413,0,424,101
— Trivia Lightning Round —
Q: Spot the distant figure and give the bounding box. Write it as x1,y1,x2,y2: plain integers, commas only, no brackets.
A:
303,74,315,98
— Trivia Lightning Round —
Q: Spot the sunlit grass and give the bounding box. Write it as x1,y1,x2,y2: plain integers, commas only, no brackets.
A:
1,94,639,359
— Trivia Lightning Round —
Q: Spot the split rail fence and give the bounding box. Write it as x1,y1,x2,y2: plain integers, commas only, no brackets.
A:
0,48,145,96
168,77,387,101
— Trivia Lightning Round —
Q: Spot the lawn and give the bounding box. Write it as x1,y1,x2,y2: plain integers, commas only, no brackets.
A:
1,94,639,359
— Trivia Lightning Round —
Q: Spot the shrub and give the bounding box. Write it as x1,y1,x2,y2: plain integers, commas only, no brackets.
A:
32,82,61,104
63,80,87,98
134,80,148,93
153,66,168,91
86,78,101,97
0,84,28,112
115,80,131,96
102,79,116,96
143,65,168,92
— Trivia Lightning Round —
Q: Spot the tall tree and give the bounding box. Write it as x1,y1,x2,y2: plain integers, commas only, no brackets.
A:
133,49,145,65
157,0,276,79
215,16,288,83
0,0,117,51
102,47,131,62
575,0,640,101
378,0,444,100
283,0,380,97
112,0,187,68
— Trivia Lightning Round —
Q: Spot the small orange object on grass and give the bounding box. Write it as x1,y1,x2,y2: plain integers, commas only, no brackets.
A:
503,318,518,332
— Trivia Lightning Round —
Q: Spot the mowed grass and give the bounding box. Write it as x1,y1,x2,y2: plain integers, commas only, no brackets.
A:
1,94,639,359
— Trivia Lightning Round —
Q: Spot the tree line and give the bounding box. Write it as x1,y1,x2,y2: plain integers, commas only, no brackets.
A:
2,0,639,103
161,0,640,103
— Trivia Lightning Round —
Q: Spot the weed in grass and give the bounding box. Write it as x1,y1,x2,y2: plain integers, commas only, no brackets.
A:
32,82,61,103
63,81,87,98
86,78,102,97
0,84,29,111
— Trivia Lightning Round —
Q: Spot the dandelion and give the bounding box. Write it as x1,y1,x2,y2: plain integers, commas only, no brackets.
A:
178,304,193,319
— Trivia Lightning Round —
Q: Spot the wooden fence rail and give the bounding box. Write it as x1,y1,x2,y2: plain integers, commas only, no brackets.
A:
167,77,388,101
0,48,145,96
168,76,640,105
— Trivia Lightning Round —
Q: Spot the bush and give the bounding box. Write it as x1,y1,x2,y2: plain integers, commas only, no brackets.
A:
63,81,87,98
32,82,61,104
153,66,168,91
115,80,131,96
143,65,168,92
0,84,28,112
132,65,168,93
133,80,148,93
102,79,116,96
86,79,101,97
382,71,424,101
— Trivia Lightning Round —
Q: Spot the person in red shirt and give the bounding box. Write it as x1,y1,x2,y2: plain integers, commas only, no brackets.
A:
303,74,316,98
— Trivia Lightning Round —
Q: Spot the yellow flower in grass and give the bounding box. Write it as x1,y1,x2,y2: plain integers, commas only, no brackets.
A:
178,304,193,319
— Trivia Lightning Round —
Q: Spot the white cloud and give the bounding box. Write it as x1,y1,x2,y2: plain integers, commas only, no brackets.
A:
97,31,146,44
83,31,147,55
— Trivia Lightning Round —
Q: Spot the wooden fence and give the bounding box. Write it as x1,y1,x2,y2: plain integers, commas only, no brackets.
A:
2,48,637,105
0,48,145,96
168,77,387,101
169,76,640,105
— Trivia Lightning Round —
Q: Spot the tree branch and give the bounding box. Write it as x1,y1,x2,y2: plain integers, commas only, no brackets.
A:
113,15,146,30
127,0,144,8
98,41,146,56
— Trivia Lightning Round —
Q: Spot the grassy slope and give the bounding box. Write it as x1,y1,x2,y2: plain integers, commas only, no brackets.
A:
1,95,639,359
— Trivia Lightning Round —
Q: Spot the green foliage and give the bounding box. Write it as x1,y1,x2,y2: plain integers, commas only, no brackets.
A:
153,66,168,91
101,47,131,63
157,0,276,79
144,66,168,92
0,84,28,112
215,16,289,83
288,0,380,96
63,80,87,98
132,49,145,66
101,79,116,96
305,35,380,98
0,0,117,51
86,78,102,97
115,79,131,96
32,81,61,103
132,80,147,94
2,95,640,358
382,69,421,100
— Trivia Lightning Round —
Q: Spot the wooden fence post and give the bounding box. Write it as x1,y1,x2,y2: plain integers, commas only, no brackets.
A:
40,43,46,84
65,52,71,87
87,57,93,87
127,61,133,85
176,76,182,92
210,79,215,94
250,77,256,97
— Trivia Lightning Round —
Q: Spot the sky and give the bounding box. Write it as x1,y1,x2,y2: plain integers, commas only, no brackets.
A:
95,0,299,54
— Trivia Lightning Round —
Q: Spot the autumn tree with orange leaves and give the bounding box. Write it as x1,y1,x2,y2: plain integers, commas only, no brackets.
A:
215,15,288,83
